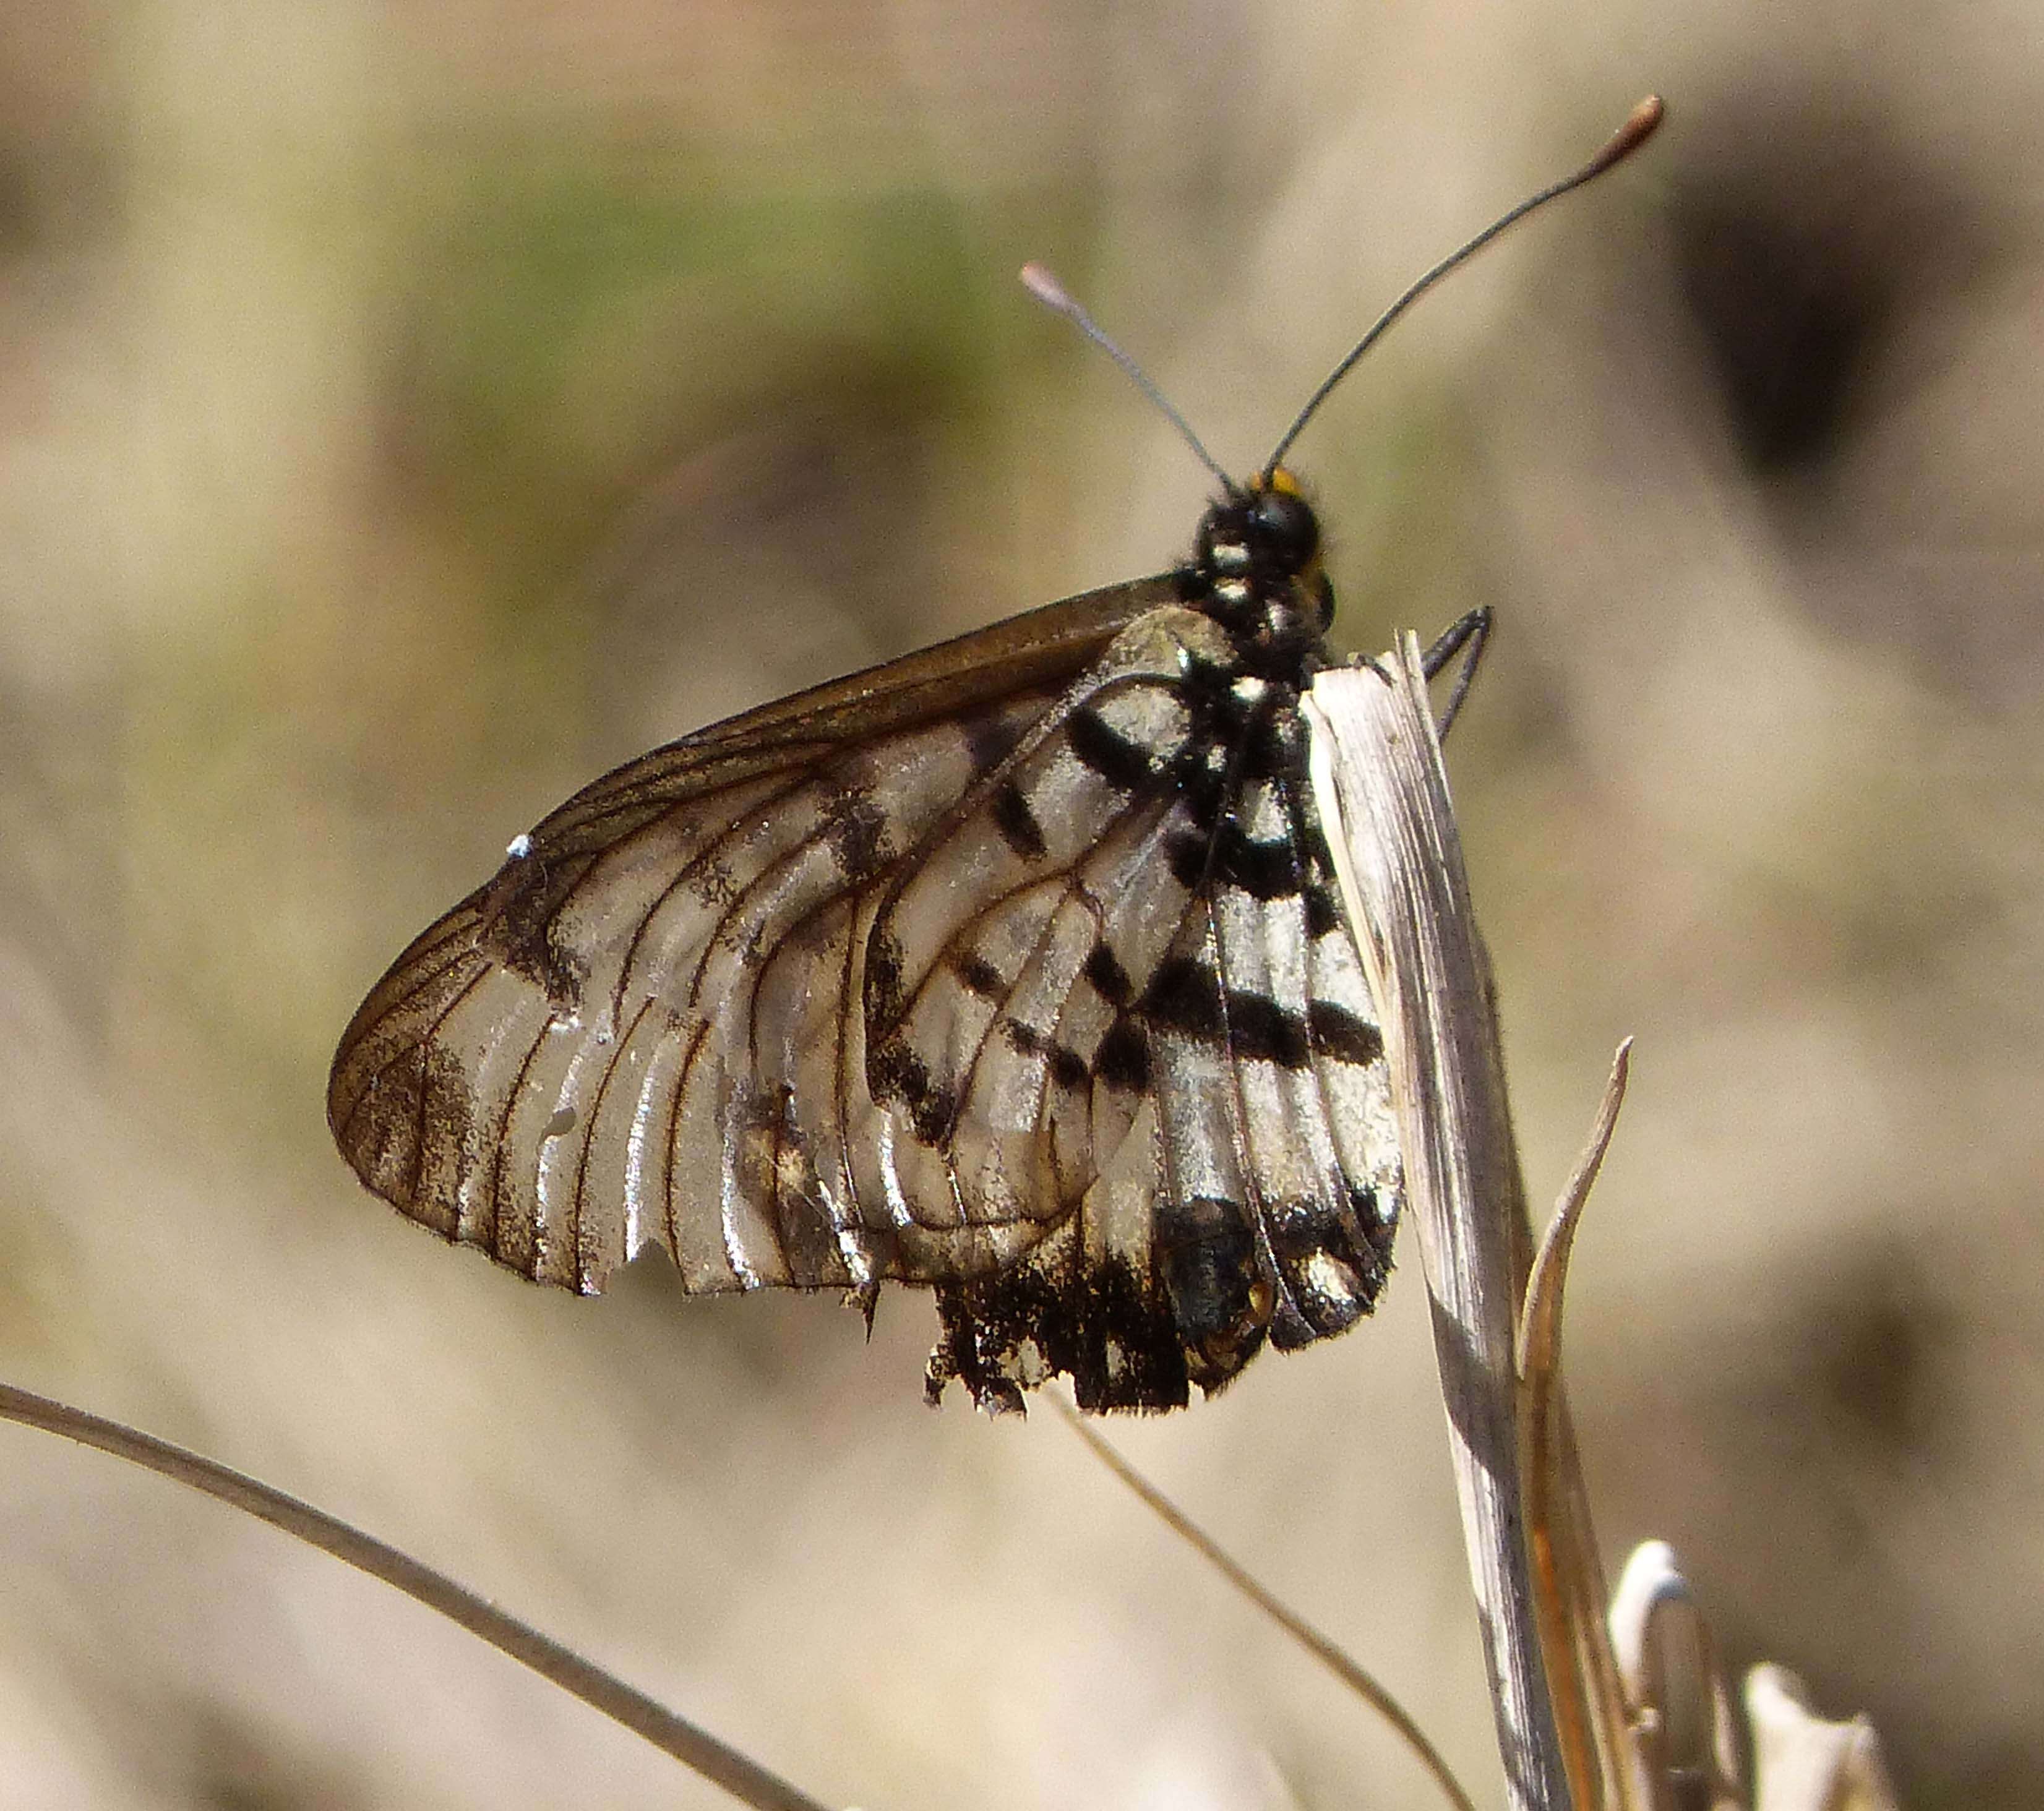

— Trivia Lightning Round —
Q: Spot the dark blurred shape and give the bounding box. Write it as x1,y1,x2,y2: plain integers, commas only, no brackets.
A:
1676,195,1883,476
1659,86,2044,706
181,1701,369,1811
0,148,42,260
1668,93,1983,484
1795,1243,1959,1463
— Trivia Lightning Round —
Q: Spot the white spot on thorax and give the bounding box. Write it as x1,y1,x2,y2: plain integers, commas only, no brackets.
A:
506,832,533,858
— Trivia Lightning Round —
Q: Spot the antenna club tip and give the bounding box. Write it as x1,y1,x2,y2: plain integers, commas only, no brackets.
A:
1020,262,1073,312
1581,93,1665,181
1617,94,1665,152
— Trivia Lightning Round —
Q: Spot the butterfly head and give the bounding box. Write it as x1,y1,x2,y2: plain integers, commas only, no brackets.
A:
1188,466,1335,671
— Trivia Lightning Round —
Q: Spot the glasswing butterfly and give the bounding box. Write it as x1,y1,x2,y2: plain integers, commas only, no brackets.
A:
329,100,1661,1412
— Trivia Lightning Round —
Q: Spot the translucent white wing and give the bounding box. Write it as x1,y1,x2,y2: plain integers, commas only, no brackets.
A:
330,568,1406,1410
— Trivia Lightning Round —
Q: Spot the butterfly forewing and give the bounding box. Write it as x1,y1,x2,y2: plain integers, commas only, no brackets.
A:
329,578,1174,1283
330,488,1407,1411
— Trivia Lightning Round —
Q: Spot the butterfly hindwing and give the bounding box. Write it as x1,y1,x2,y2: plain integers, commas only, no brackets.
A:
857,604,1237,1244
922,781,1400,1413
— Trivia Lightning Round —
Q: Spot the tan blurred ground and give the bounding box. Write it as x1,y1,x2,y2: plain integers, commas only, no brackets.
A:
0,3,2037,1807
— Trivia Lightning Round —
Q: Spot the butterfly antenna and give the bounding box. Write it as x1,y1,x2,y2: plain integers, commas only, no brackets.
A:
1021,262,1234,490
1263,95,1664,477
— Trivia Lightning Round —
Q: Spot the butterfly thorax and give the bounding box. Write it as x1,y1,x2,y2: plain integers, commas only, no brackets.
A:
1178,468,1335,683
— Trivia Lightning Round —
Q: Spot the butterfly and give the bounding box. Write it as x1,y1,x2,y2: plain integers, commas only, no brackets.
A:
327,102,1660,1414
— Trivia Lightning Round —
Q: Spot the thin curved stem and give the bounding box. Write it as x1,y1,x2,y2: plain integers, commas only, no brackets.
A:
0,1381,833,1811
1057,1399,1477,1811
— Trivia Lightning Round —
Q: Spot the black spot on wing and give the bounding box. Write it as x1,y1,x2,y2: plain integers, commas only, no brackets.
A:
1141,956,1225,1039
1226,992,1310,1069
867,927,908,1029
1164,828,1208,890
1278,771,1344,936
965,712,1027,776
1067,706,1157,793
1219,825,1302,899
992,778,1047,860
1095,1018,1151,1092
1170,751,1227,833
998,1017,1046,1055
1082,944,1134,1007
870,1037,956,1146
954,953,1004,998
1049,1046,1090,1092
1000,1017,1097,1095
1308,1000,1383,1065
820,784,890,878
481,855,596,1008
1167,815,1308,899
1300,816,1338,878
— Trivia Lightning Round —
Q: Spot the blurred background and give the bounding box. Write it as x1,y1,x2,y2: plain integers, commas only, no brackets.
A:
0,1,2037,1806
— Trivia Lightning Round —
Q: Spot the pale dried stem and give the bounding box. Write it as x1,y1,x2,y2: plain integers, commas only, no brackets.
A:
1307,646,1907,1811
1055,1397,1478,1811
1746,1665,1901,1811
1307,646,1570,1810
0,1382,833,1811
1609,1543,1746,1811
1519,1045,1646,1811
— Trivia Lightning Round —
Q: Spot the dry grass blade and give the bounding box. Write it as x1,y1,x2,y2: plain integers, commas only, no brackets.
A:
1054,1397,1478,1811
0,1382,835,1811
1516,1043,1639,1811
1308,638,1916,1811
1306,646,1567,1810
1517,1040,1631,1373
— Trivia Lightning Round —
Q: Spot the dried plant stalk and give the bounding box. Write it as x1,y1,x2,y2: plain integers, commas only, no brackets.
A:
1307,647,1568,1811
0,1381,834,1811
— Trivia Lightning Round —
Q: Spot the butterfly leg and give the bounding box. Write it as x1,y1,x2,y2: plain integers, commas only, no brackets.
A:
1420,606,1492,740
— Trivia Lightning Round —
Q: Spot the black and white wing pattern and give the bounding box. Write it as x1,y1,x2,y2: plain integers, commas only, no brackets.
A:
329,473,1402,1411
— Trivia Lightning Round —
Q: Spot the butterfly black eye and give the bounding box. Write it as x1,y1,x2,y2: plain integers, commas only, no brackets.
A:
1248,487,1319,573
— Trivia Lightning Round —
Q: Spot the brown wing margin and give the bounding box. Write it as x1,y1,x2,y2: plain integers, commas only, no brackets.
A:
514,575,1188,860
